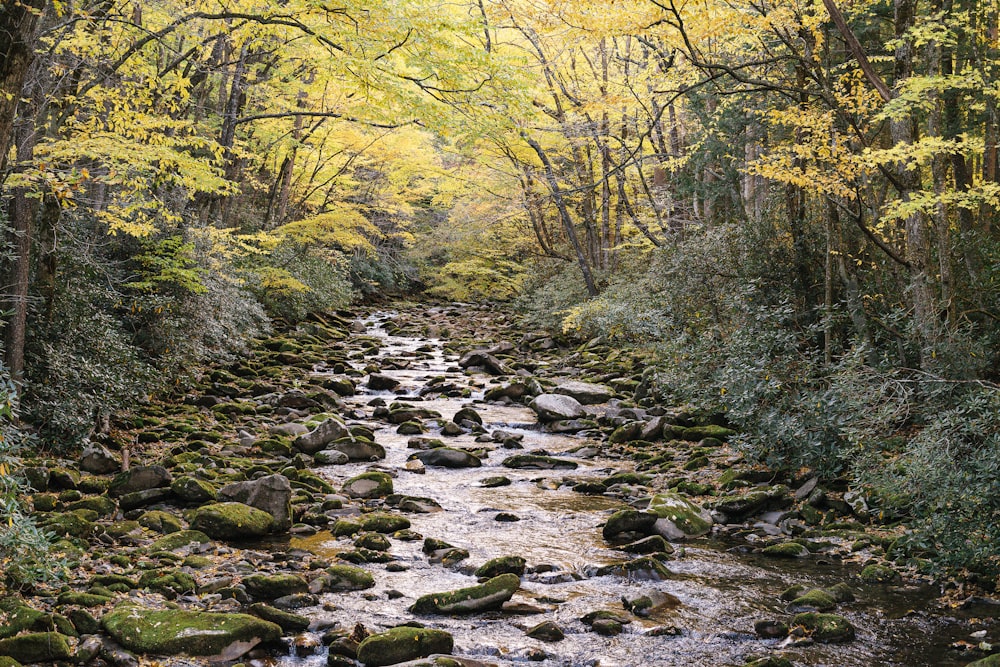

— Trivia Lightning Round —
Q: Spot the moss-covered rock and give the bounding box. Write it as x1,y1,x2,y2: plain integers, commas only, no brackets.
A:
66,495,116,517
474,556,527,578
680,425,736,441
501,454,578,470
860,563,901,584
56,591,112,607
966,655,1000,666
314,564,375,592
39,511,94,537
138,510,185,534
791,612,856,643
243,574,308,600
343,472,393,499
357,627,454,667
0,633,73,663
150,529,212,551
190,502,274,540
171,476,218,504
246,603,310,632
762,542,810,559
359,513,411,534
596,556,673,581
410,573,520,615
787,589,837,612
648,492,713,540
103,606,281,657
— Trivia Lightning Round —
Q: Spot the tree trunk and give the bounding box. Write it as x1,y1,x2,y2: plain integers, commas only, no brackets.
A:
0,0,44,175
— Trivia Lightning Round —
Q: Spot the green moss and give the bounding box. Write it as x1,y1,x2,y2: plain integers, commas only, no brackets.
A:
762,542,810,558
342,472,393,499
680,425,736,441
246,604,309,632
56,592,112,607
357,627,454,667
242,574,308,600
860,563,901,584
0,633,73,663
67,495,116,516
190,502,274,540
474,556,527,578
150,530,212,551
788,589,837,612
317,565,375,591
102,607,281,656
359,513,411,534
410,573,520,615
791,612,856,643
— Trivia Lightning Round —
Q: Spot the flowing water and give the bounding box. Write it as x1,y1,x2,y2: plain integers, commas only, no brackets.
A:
270,310,999,667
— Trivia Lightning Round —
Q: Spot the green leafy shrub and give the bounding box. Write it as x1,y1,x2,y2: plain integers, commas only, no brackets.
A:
247,243,354,322
0,374,61,590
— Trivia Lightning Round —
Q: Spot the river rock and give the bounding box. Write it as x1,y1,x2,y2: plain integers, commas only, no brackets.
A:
791,612,855,642
357,627,455,667
475,556,527,578
410,573,520,615
332,438,387,461
80,442,120,474
529,394,586,422
602,509,658,544
247,603,310,632
314,449,350,465
108,465,172,497
171,476,217,503
343,472,393,499
0,632,74,662
293,417,350,454
310,564,375,592
502,454,578,470
596,556,672,581
190,502,274,540
243,573,309,600
553,380,613,405
458,350,511,375
218,474,292,531
648,493,714,540
526,620,564,642
119,487,174,511
102,606,281,658
413,448,482,468
368,373,401,391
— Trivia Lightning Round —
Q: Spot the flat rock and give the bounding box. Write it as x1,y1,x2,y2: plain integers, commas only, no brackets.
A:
410,573,520,615
102,607,281,658
553,380,613,405
357,627,454,667
529,394,586,422
413,448,482,468
108,465,172,497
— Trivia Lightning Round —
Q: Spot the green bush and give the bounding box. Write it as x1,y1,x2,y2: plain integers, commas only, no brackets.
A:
0,374,61,590
247,243,354,322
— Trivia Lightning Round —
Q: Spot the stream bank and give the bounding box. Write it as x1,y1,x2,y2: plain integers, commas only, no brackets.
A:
3,303,999,667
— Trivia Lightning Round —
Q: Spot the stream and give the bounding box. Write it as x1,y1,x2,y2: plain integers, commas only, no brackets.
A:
269,309,996,667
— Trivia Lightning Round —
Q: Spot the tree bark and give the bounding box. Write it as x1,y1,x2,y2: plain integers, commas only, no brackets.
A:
0,0,45,175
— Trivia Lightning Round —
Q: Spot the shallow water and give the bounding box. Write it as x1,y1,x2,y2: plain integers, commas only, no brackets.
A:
270,309,998,667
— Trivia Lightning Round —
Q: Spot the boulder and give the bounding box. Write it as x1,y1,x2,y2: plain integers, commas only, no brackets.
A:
80,442,120,474
553,380,613,405
791,612,856,643
0,633,73,663
410,573,520,615
529,394,586,422
171,476,217,504
293,417,350,454
331,438,387,461
310,564,375,593
458,350,511,375
243,574,309,600
648,493,714,540
218,474,292,532
357,627,455,667
314,449,350,465
343,472,393,499
413,448,482,469
102,607,281,658
526,620,564,642
190,502,274,540
602,509,658,544
367,374,401,391
108,465,172,497
502,454,577,470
